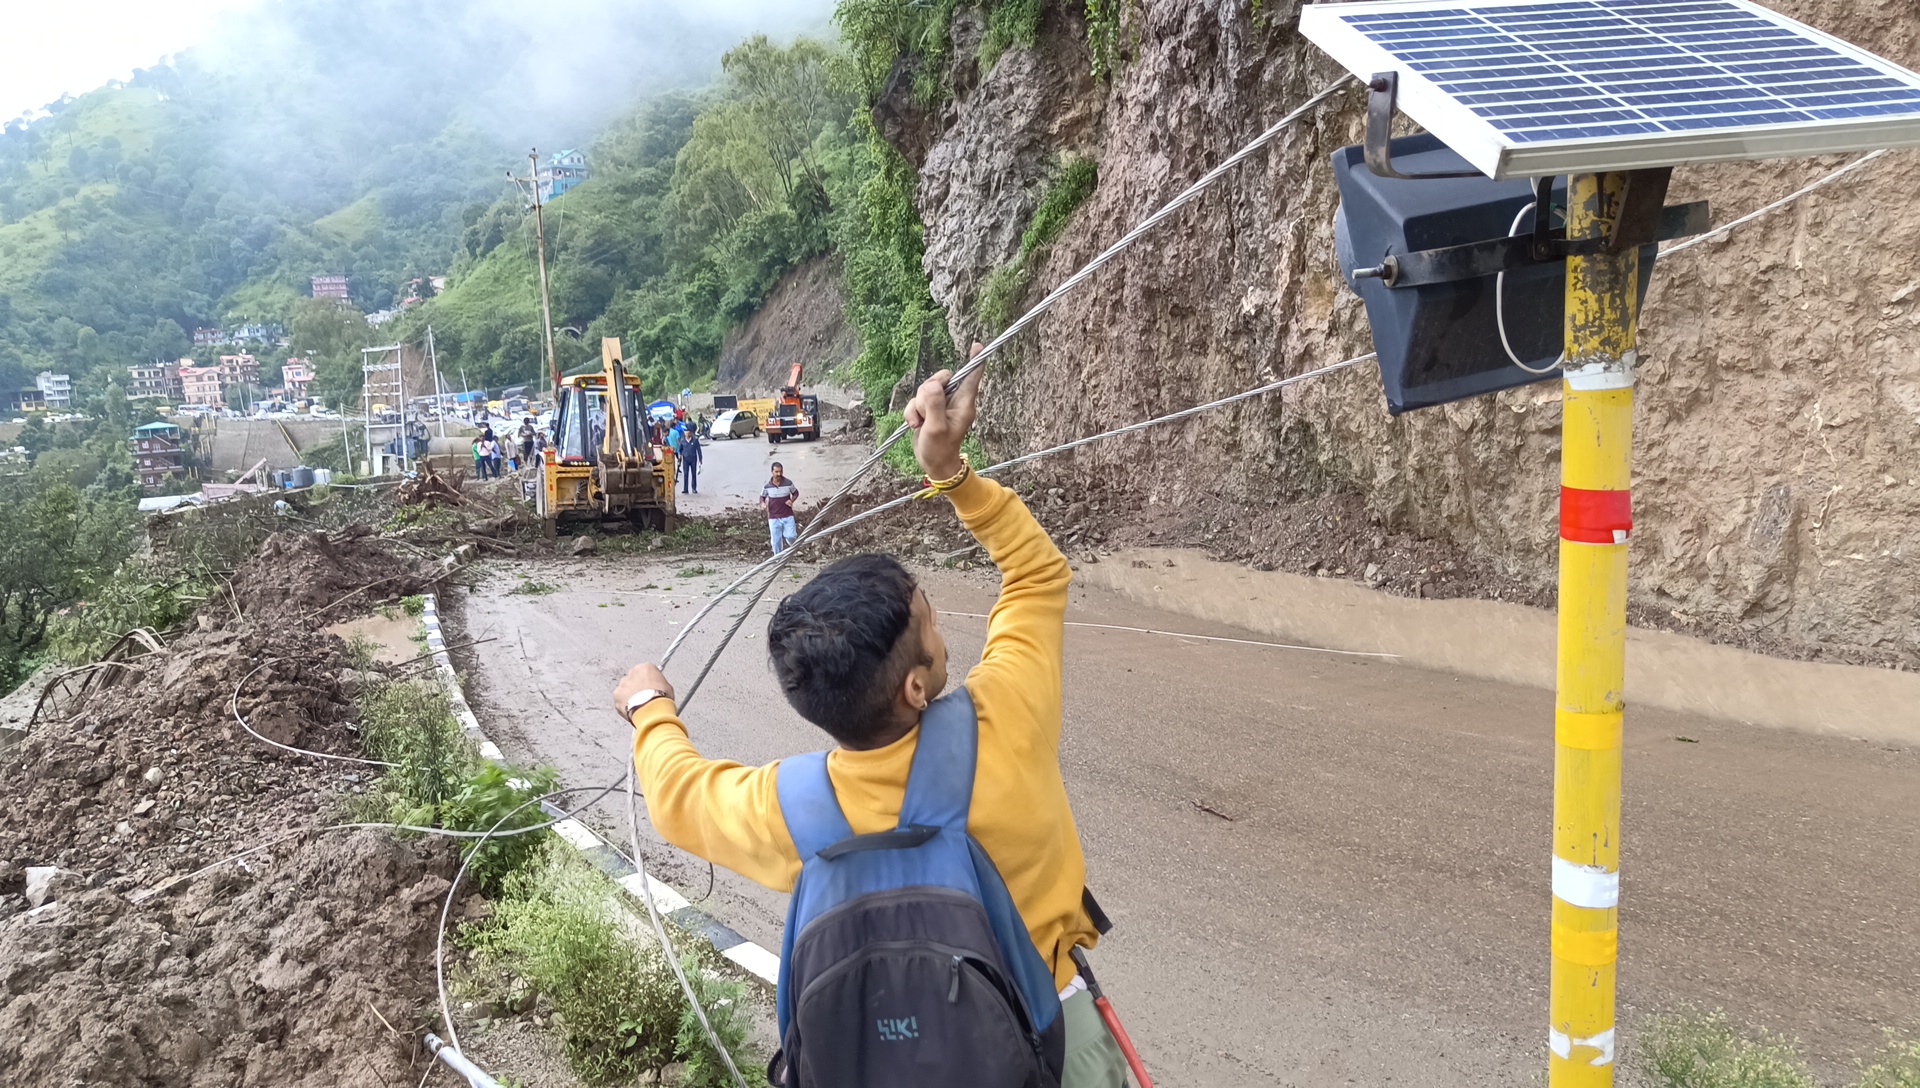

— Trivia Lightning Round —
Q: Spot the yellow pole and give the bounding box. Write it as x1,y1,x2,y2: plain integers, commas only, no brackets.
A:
1551,172,1637,1088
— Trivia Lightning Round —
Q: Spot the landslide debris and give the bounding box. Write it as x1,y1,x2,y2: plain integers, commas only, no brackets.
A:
0,526,464,1087
229,526,430,624
0,830,456,1087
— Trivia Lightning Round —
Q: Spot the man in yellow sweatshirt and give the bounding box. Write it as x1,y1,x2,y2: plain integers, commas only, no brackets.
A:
613,361,1127,1086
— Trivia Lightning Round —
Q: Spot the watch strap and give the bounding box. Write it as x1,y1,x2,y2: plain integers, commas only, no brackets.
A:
624,688,673,721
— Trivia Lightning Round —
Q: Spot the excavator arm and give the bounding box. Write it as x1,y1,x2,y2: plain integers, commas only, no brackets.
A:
783,361,804,394
599,338,644,466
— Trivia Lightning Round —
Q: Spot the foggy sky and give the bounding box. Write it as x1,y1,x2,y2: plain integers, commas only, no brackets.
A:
192,0,837,153
0,1,262,122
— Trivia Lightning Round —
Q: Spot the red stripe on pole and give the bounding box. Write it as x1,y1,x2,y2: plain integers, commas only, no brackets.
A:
1561,486,1632,544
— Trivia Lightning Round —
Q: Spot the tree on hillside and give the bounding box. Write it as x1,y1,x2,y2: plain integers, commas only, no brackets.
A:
673,37,849,235
291,297,372,404
721,36,843,209
145,318,190,363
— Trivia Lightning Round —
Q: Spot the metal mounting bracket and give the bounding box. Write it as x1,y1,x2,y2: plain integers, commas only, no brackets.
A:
1352,198,1710,288
1365,72,1486,181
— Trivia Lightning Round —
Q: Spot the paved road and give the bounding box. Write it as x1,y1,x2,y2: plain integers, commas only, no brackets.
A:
453,552,1919,1087
672,421,871,520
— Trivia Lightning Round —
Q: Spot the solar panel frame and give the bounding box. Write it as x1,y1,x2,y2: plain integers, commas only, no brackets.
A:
1299,0,1920,178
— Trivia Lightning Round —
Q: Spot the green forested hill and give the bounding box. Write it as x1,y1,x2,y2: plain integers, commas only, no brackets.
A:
399,36,854,398
0,0,831,399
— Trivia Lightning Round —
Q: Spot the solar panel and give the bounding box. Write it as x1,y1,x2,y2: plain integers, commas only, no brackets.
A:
1300,0,1920,178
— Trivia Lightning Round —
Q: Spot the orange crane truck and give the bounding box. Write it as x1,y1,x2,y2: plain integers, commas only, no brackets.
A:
764,361,820,443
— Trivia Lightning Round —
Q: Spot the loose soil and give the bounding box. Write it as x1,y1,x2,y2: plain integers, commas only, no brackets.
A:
230,526,431,624
0,529,469,1088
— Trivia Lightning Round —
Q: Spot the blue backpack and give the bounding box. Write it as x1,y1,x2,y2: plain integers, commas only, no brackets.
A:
770,687,1066,1088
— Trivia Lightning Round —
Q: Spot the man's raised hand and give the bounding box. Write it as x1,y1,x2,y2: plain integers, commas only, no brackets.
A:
905,342,984,481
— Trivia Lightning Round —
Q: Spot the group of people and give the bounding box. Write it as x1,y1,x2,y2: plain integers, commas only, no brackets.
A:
471,416,545,480
660,414,704,494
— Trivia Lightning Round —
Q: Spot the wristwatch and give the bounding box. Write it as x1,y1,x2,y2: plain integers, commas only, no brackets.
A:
623,688,674,723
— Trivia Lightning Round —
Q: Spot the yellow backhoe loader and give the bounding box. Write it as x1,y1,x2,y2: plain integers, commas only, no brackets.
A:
535,338,676,535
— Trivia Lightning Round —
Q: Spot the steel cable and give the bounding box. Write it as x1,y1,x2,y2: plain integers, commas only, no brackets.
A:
657,76,1361,707
1662,149,1889,258
610,78,1363,1088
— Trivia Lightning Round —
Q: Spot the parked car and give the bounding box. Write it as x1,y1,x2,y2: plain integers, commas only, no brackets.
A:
708,409,758,439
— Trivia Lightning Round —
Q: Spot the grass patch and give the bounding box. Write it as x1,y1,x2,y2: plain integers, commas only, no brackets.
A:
467,846,762,1085
1857,1038,1920,1088
979,0,1043,71
1637,1010,1920,1088
670,522,717,549
507,579,560,596
675,564,716,578
402,594,427,616
354,674,556,892
1020,153,1098,255
357,679,479,826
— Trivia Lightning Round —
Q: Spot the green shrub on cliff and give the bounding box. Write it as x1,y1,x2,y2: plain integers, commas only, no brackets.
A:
977,153,1099,335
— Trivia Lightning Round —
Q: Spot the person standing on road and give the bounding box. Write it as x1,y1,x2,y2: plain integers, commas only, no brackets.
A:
761,462,799,555
613,352,1128,1088
517,416,537,471
482,434,503,479
679,426,702,495
471,435,490,480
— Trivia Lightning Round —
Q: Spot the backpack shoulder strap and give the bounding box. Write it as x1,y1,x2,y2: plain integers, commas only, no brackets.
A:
899,687,978,829
775,751,854,862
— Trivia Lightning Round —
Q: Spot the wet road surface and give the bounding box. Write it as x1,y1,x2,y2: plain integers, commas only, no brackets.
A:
451,551,1920,1087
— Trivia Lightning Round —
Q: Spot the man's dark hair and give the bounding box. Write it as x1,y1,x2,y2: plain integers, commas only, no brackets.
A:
771,461,784,471
767,554,926,747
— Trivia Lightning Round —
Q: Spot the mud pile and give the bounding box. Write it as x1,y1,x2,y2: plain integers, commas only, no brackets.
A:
0,830,455,1087
0,561,460,1085
0,624,368,892
230,527,428,623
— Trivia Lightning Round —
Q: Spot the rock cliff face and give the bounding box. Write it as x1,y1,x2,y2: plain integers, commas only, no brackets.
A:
716,256,861,396
905,0,1920,661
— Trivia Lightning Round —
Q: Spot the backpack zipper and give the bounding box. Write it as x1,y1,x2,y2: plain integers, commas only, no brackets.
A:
948,955,963,1003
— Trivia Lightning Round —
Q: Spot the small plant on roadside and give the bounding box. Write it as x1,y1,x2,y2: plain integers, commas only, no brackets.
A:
345,634,381,672
507,579,560,596
676,564,716,578
357,678,478,826
470,847,686,1083
1638,1010,1817,1088
402,594,427,616
675,954,763,1088
439,763,560,894
1857,1036,1920,1088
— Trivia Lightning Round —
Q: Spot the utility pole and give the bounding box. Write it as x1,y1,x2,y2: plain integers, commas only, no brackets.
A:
426,324,446,439
508,149,561,395
1549,171,1639,1088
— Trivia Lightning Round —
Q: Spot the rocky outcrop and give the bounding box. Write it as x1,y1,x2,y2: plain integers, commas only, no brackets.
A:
906,0,1920,661
716,256,862,396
